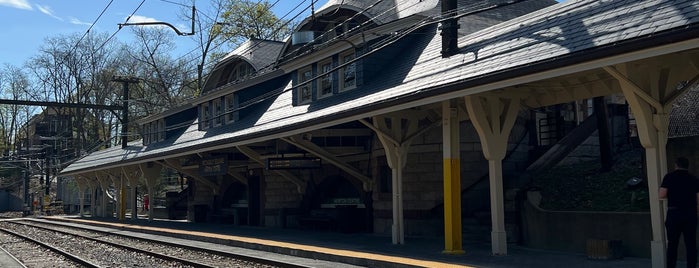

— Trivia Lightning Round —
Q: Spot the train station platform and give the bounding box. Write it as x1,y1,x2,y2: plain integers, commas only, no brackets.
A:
42,216,654,268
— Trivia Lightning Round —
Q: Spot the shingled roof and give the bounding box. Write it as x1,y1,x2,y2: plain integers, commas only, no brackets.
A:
670,86,699,138
61,0,699,175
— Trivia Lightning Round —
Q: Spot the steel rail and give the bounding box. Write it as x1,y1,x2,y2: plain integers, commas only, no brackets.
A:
21,219,308,268
0,243,27,268
0,227,101,268
7,221,215,268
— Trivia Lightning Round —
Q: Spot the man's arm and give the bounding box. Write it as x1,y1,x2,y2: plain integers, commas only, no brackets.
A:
659,187,668,200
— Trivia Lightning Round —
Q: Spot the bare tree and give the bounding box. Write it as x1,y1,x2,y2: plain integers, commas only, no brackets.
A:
126,26,197,118
0,64,35,156
27,32,122,153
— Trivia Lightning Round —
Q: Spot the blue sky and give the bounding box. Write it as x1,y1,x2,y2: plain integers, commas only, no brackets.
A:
0,0,563,68
0,0,328,67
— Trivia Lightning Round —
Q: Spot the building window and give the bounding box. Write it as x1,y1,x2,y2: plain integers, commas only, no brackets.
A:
213,99,223,126
227,68,239,84
142,124,150,145
158,120,165,141
225,94,237,124
298,67,313,104
239,64,248,79
318,59,334,99
200,102,211,130
340,50,356,91
148,122,155,144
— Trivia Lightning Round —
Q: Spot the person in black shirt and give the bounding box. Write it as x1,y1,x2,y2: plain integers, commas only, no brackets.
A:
660,157,699,268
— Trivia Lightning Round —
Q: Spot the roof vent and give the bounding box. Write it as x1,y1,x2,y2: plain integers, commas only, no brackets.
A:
292,31,314,45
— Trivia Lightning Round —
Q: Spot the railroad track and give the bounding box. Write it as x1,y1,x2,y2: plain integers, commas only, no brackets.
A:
0,225,95,268
2,219,303,268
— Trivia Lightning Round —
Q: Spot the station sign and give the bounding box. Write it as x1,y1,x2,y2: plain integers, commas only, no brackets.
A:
199,157,228,176
266,157,321,170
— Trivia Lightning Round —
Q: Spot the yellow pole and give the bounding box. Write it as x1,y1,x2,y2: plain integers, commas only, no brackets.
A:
120,177,126,220
442,101,464,254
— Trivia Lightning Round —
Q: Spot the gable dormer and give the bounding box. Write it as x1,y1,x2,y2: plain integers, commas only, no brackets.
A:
198,39,284,130
278,1,440,106
139,103,197,146
202,39,284,95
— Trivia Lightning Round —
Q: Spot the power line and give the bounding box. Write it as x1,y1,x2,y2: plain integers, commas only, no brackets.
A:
95,0,148,52
142,0,528,138
67,0,115,58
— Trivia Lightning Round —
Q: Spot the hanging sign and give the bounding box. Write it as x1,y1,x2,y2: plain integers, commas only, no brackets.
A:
266,157,321,170
199,157,228,176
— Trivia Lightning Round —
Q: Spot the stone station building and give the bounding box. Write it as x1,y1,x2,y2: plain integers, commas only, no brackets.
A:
60,1,699,267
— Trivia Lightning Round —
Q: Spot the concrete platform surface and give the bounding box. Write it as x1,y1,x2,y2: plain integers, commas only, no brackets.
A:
39,216,655,268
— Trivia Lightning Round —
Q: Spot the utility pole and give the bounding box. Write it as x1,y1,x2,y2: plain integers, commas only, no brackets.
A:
111,76,139,149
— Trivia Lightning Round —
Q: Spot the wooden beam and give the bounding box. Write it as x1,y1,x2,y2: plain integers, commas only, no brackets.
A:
236,145,305,194
604,66,663,111
158,158,218,191
283,135,372,191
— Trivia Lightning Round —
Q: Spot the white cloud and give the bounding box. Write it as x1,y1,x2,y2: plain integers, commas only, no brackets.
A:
127,15,158,24
0,0,32,10
36,4,62,21
69,17,91,26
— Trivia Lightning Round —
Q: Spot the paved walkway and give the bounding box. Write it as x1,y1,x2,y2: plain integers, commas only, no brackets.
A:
45,216,654,268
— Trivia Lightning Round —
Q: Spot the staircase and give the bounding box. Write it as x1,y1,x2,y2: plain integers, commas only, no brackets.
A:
166,187,190,220
460,113,600,244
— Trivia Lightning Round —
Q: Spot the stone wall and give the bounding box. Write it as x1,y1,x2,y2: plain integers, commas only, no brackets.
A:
522,191,651,258
210,115,531,237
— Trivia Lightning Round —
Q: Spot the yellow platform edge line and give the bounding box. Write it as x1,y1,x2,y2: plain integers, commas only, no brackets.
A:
49,217,474,268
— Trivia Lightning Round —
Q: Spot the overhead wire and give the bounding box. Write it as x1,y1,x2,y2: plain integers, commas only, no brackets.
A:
143,0,532,138
134,0,307,98
95,0,148,52
67,0,115,58
142,0,411,136
171,0,295,73
89,0,528,146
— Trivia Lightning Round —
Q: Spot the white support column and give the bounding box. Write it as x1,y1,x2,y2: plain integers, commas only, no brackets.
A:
96,174,112,218
123,167,140,220
607,66,669,268
75,176,86,217
390,148,406,245
488,160,507,254
442,100,464,254
361,111,438,245
140,163,161,222
107,172,125,221
87,178,98,217
604,60,699,267
464,95,520,256
380,116,409,245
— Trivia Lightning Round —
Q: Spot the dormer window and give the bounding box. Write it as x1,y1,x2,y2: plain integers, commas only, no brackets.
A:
200,102,211,130
226,63,254,84
142,119,165,145
225,94,237,124
239,64,248,79
213,99,223,126
158,120,165,141
318,58,334,99
227,69,238,84
340,50,356,91
298,67,313,104
150,122,156,143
